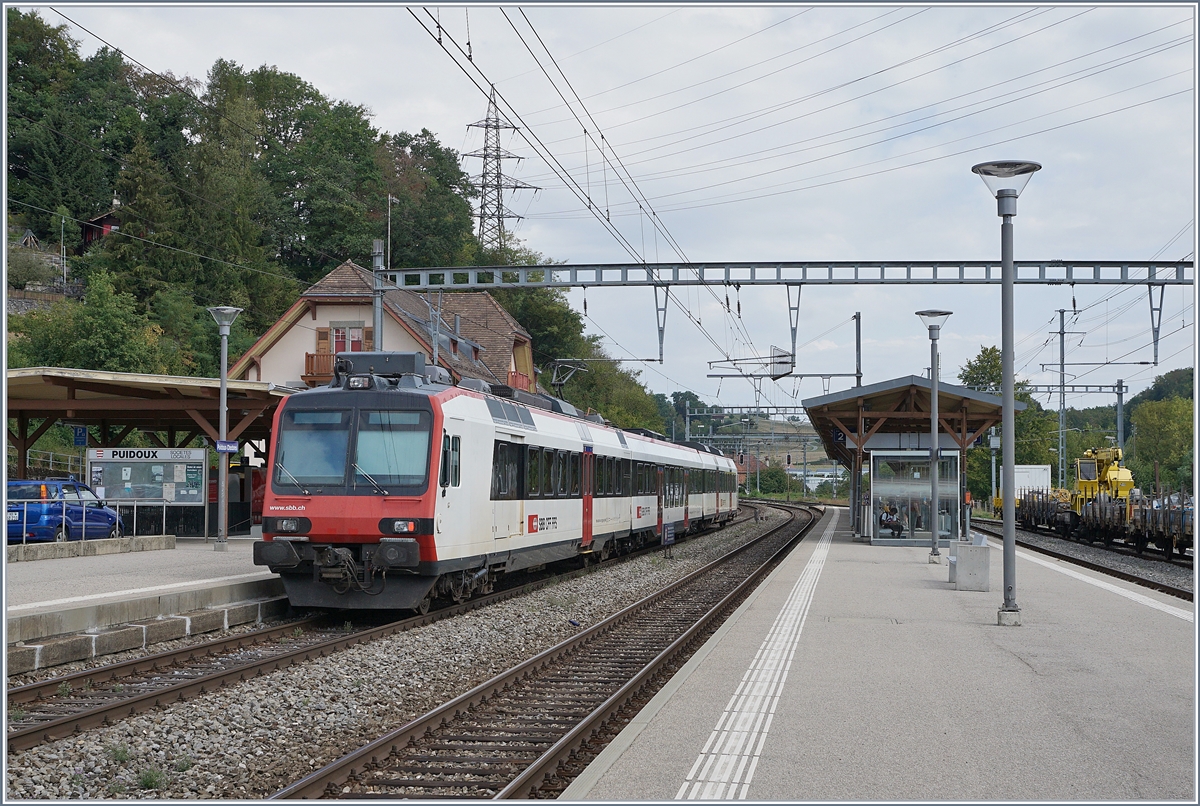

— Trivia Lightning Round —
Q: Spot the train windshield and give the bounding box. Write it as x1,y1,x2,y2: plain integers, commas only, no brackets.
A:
354,410,431,488
275,410,351,487
1078,460,1098,482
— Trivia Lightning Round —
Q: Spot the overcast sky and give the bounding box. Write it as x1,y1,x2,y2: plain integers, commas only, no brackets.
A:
35,3,1197,412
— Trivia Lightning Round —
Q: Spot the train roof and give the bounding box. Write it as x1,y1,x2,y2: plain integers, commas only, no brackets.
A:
289,352,733,465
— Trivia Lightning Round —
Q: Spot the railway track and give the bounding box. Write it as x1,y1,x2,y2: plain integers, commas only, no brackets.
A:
972,523,1193,602
6,507,760,754
270,503,819,800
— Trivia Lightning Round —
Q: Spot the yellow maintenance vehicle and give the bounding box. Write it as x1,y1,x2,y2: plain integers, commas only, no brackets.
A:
1019,447,1134,536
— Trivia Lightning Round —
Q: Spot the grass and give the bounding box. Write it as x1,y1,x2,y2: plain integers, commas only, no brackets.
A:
107,744,130,763
138,767,168,790
174,756,194,773
56,681,72,697
9,706,25,722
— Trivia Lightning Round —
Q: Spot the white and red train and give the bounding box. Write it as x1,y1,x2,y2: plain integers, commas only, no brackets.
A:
253,352,739,610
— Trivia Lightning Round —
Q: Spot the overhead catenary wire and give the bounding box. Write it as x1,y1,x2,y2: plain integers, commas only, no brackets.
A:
410,8,751,376
521,32,1190,195
502,8,760,365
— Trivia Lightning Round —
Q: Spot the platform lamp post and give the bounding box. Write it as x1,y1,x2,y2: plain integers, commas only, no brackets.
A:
916,310,952,562
208,306,243,552
972,160,1041,626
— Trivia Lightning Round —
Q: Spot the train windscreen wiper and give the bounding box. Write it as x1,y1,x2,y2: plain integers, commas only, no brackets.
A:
275,462,310,496
353,464,390,496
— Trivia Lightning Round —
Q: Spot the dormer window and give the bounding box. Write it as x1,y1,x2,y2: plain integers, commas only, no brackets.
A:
451,338,459,355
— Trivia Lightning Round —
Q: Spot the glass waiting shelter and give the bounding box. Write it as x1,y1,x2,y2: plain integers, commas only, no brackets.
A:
802,375,1019,544
870,450,960,544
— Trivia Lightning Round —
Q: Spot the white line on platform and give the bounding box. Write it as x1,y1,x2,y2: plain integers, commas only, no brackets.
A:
7,572,273,612
986,540,1194,622
676,510,840,801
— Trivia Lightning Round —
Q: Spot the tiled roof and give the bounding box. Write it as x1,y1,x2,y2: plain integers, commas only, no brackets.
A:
302,262,499,384
437,292,531,384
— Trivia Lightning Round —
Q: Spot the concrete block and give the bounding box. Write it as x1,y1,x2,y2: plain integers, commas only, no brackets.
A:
928,553,942,564
7,645,39,675
997,609,1022,626
134,617,188,645
181,609,225,635
223,602,262,628
954,544,990,592
38,634,93,667
91,626,145,656
947,555,957,584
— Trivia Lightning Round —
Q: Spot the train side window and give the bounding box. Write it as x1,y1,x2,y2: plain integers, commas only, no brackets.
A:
614,457,622,496
544,446,556,496
511,448,522,499
607,457,615,496
549,450,562,497
440,435,451,487
451,437,461,487
556,451,568,496
491,442,506,499
527,447,541,497
570,453,580,497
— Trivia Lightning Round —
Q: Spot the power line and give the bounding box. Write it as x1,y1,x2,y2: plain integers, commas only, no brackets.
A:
409,8,749,373
503,9,760,365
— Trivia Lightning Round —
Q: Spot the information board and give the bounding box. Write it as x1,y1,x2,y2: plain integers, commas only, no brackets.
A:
87,448,208,505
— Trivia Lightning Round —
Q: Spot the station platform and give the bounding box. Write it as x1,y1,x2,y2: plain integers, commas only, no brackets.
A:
4,536,283,673
563,506,1195,801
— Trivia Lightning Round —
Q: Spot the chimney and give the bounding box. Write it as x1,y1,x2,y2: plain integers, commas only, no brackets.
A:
454,315,461,337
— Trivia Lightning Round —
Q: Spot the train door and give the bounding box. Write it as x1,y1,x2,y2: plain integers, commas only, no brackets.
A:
492,437,523,542
581,447,594,549
437,428,464,537
683,469,690,532
656,465,664,538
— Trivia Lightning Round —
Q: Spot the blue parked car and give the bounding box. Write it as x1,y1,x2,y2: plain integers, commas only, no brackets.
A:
7,479,123,543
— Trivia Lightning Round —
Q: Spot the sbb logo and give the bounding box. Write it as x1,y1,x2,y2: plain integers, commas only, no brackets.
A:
528,514,539,533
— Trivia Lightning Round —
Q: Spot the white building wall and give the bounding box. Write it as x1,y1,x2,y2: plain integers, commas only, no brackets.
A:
253,304,424,386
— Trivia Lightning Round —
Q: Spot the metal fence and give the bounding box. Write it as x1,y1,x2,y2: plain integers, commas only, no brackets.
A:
6,498,109,545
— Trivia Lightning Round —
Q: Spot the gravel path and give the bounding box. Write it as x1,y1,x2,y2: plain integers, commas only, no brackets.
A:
5,507,794,800
975,520,1193,593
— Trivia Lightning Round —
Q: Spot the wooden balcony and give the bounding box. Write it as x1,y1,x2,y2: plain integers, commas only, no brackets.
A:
508,370,534,393
303,352,335,386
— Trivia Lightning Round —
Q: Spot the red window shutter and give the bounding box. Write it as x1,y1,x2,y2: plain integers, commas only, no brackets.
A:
363,327,374,351
316,327,330,353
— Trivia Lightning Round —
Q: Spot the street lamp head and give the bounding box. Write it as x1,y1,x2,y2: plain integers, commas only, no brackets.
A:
207,306,243,328
971,160,1041,198
915,309,953,334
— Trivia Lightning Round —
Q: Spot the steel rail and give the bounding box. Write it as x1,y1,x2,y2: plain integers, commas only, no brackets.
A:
973,524,1192,602
6,510,754,754
499,502,822,799
269,504,818,799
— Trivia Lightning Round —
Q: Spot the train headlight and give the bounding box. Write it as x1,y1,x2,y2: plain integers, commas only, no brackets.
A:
392,520,416,533
278,518,300,532
348,375,372,389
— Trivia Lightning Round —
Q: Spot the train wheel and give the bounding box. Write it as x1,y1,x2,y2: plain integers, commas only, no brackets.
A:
1163,540,1174,562
1134,534,1147,555
414,593,432,616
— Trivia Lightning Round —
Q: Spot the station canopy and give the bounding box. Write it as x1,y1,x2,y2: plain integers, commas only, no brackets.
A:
6,367,298,478
802,375,1023,468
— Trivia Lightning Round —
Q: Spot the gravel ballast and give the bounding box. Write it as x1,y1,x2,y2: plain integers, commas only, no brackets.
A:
976,520,1193,594
5,508,794,800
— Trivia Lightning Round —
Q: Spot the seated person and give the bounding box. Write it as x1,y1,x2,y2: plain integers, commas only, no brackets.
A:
881,506,904,537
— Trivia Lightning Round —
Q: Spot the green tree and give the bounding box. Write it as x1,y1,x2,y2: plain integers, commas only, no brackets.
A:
380,129,477,271
5,247,56,289
958,345,1058,499
1126,396,1193,493
7,271,176,372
